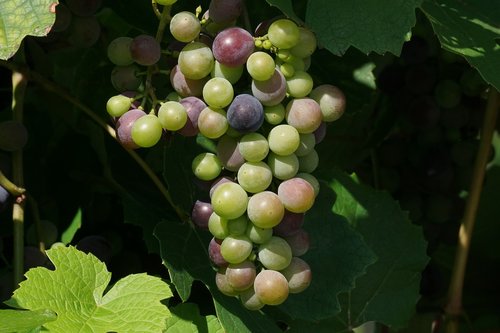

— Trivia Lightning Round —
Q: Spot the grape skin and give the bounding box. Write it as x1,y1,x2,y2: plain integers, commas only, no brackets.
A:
309,84,346,122
115,109,146,149
285,98,323,134
225,260,256,291
209,237,228,267
111,65,141,92
170,11,201,43
277,177,315,213
216,135,245,172
212,27,255,67
227,94,264,133
178,96,207,137
208,0,243,24
237,161,273,193
258,236,292,270
246,191,284,229
191,200,213,230
280,257,312,293
170,64,209,98
130,35,162,66
254,269,289,305
251,69,287,106
179,42,215,80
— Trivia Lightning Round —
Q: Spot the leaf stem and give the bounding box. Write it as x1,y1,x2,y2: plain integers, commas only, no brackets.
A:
445,88,499,332
11,69,28,287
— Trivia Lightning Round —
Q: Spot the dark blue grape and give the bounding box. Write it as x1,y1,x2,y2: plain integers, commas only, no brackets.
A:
0,185,9,211
226,94,264,133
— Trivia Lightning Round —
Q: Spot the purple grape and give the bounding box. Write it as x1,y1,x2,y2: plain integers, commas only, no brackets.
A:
227,94,264,133
284,228,310,256
251,69,287,106
216,135,244,172
0,120,28,152
208,0,243,24
209,237,228,267
212,27,254,67
170,65,208,98
313,122,327,144
191,200,213,229
130,35,161,66
273,210,304,237
115,109,147,149
178,96,207,137
111,65,141,92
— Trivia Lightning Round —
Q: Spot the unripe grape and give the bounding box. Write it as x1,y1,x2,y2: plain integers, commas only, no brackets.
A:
192,152,222,181
157,101,188,131
280,257,312,293
309,84,346,122
170,11,201,43
211,182,248,219
247,191,285,229
220,235,253,264
254,269,289,305
258,236,292,270
267,19,300,49
131,114,163,148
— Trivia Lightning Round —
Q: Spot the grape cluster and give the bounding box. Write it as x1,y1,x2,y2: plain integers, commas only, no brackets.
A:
104,0,346,309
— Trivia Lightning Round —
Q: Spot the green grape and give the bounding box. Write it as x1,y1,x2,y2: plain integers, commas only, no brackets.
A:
268,124,300,156
282,55,305,71
295,133,316,157
240,287,264,310
106,95,132,117
131,114,163,148
254,269,289,305
267,19,300,49
279,62,295,78
211,61,244,84
216,268,239,296
246,51,275,81
107,37,134,66
267,152,299,180
246,222,273,244
298,149,319,173
220,235,253,264
228,215,249,236
211,182,248,219
178,42,214,80
156,0,177,4
208,212,229,239
192,152,222,181
264,104,285,125
237,161,273,193
203,77,234,108
290,27,317,58
238,132,269,162
286,71,313,98
258,236,292,270
198,107,228,139
157,101,188,131
247,191,284,229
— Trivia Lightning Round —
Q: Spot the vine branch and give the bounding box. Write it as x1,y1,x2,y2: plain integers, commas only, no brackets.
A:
445,88,499,332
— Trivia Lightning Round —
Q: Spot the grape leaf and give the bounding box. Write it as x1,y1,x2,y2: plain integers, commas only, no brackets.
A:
165,303,223,333
277,182,377,321
0,0,56,60
264,0,301,22
6,246,172,333
329,171,429,329
305,0,422,56
154,221,283,333
0,309,56,333
421,0,500,91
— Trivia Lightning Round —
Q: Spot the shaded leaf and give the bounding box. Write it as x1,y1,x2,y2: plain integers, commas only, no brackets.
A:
329,171,429,329
421,0,500,91
305,0,422,56
264,0,301,22
7,246,172,332
0,0,56,59
165,303,223,333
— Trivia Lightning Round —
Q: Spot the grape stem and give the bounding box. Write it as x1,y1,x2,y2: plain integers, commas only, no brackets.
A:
445,88,499,333
0,59,188,224
0,170,25,196
11,68,27,288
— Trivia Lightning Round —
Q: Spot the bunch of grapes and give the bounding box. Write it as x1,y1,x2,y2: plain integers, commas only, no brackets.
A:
104,0,346,309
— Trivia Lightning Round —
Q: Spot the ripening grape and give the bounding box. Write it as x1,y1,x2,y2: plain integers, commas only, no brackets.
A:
296,172,320,197
247,191,285,228
286,98,323,134
107,37,134,66
191,200,213,229
267,152,299,180
178,96,207,136
209,237,228,267
238,133,269,162
258,236,292,270
273,210,304,237
251,69,287,106
131,114,163,148
284,228,310,256
192,152,222,181
267,19,300,49
309,84,346,122
157,101,188,131
216,135,244,172
280,257,312,293
225,260,256,291
216,268,239,296
111,65,141,92
170,11,201,43
254,269,289,305
314,122,327,144
227,94,264,133
170,64,208,97
290,27,317,58
220,235,253,264
0,121,28,152
197,107,229,139
130,35,161,66
116,109,146,149
212,27,254,67
179,42,215,80
239,287,264,310
209,176,234,198
295,133,316,157
211,61,244,84
268,124,300,156
0,186,10,211
277,177,315,213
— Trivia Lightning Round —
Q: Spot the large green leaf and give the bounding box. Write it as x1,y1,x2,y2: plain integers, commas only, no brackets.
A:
6,246,172,332
165,303,223,333
305,0,422,56
154,221,283,333
0,309,56,333
329,171,429,329
264,0,301,22
277,183,377,321
0,0,56,59
421,0,500,91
